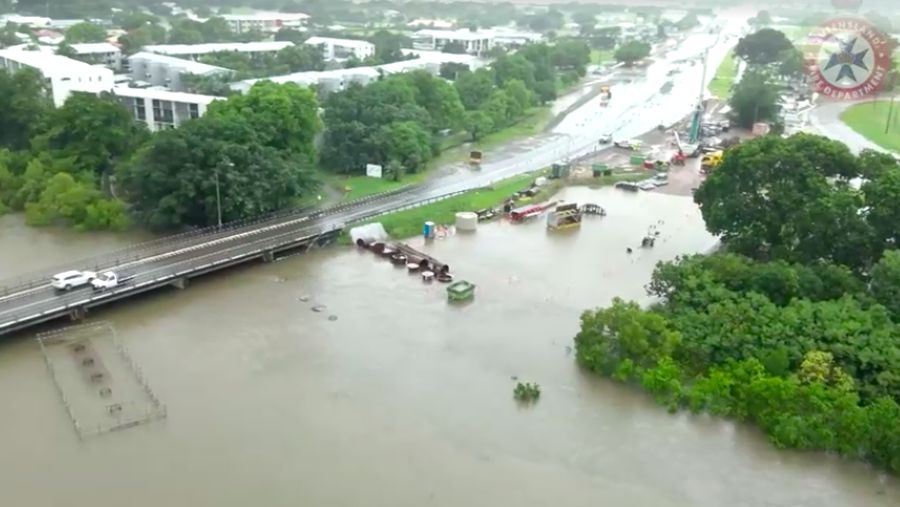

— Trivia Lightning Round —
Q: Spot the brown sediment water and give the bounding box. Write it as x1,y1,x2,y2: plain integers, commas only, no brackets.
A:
0,188,896,507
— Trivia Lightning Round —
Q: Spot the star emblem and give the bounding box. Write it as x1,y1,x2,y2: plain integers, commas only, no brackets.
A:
823,37,869,82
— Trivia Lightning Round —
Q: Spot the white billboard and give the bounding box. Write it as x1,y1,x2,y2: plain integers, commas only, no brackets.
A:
366,164,382,178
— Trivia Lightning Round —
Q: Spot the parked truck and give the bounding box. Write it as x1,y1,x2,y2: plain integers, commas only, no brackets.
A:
91,271,135,291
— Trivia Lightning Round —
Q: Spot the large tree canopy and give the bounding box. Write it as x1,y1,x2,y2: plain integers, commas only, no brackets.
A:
614,40,651,65
734,28,794,65
693,134,900,271
120,114,318,229
728,69,781,127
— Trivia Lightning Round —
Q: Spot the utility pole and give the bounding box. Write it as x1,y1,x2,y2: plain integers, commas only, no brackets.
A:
214,169,222,228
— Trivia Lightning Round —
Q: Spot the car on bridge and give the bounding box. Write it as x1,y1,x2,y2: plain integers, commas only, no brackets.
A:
51,270,97,292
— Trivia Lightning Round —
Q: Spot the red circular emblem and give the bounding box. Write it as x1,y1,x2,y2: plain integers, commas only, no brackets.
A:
805,17,894,100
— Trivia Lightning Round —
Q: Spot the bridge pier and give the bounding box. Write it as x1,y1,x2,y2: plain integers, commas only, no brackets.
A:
262,250,275,263
68,307,87,322
172,277,189,290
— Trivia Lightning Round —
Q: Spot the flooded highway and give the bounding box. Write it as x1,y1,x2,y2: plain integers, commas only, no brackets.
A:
0,187,897,507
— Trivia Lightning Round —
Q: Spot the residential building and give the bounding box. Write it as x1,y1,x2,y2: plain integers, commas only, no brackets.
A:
412,29,494,55
1,15,51,28
0,48,113,106
128,52,232,92
69,42,122,70
231,49,484,95
406,19,454,29
221,12,310,34
111,86,222,131
142,41,294,61
488,28,543,47
303,37,374,61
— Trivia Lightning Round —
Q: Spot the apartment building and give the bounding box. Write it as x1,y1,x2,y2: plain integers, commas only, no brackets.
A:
69,42,123,70
0,48,114,106
112,86,222,131
221,12,310,34
128,52,231,92
142,41,294,61
412,29,494,55
303,37,374,61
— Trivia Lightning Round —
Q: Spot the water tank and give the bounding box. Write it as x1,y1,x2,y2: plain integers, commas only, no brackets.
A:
455,212,478,232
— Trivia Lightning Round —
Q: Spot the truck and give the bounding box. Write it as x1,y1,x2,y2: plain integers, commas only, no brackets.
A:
469,150,482,168
91,271,135,291
599,85,612,106
51,270,97,292
701,151,723,174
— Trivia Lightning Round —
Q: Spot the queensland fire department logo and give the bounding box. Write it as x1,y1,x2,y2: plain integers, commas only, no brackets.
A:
806,17,893,100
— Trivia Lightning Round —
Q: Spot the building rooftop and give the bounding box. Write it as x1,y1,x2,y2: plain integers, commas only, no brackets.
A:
415,29,495,41
143,41,294,56
304,37,374,49
0,48,106,76
221,12,310,21
112,85,223,105
128,51,231,75
70,42,121,54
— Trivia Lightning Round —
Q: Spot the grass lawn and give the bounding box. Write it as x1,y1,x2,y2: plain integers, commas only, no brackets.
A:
590,49,615,64
363,170,647,239
841,100,900,153
323,171,427,203
708,49,738,99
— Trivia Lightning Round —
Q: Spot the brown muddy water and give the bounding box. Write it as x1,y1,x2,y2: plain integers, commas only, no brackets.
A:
0,187,897,507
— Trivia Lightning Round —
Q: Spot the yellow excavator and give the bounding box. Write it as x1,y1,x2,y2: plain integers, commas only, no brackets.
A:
700,151,723,174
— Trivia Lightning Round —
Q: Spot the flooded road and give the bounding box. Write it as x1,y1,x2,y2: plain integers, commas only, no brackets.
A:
0,188,897,507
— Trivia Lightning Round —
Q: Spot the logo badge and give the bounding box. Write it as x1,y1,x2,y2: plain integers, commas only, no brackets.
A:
806,17,894,100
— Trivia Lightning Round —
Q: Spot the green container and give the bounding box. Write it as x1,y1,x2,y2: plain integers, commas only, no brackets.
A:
630,155,645,166
447,280,476,302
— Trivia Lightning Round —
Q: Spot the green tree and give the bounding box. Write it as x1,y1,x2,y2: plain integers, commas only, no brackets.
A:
614,39,651,65
206,81,321,159
118,24,167,54
735,28,794,65
374,121,432,172
751,10,773,26
728,69,780,127
693,134,874,268
778,48,806,78
64,22,107,44
200,17,234,42
551,39,591,75
572,11,596,34
168,19,205,44
275,45,325,72
483,89,514,129
274,28,307,44
463,110,494,141
439,62,470,80
441,41,468,54
407,71,465,132
0,68,51,151
870,250,900,319
35,92,148,178
492,54,537,89
675,14,700,30
501,79,533,119
120,115,318,229
454,68,496,110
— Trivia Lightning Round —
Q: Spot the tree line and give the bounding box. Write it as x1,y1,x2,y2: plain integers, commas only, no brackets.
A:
319,40,590,177
575,134,900,474
0,68,321,231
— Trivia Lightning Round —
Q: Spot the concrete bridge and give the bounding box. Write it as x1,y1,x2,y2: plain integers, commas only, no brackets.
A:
0,184,468,337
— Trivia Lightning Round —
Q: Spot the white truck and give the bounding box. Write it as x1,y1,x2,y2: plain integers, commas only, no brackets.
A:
91,271,135,291
51,270,97,292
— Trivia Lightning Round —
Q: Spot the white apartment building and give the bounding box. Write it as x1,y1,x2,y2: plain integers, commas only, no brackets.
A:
231,49,484,95
112,86,222,131
221,12,310,34
142,41,294,61
0,48,114,106
489,28,543,47
303,36,374,61
128,52,231,91
69,42,123,70
412,29,494,55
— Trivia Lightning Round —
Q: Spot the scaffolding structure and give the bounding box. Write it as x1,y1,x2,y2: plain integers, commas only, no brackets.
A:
36,321,167,438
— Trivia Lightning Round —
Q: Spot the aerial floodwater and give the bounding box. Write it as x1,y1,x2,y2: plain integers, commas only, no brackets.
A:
0,188,897,506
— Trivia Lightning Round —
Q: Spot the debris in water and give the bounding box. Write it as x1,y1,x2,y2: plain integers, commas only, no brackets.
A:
298,295,310,302
565,345,573,356
510,375,518,381
311,305,326,313
328,315,338,321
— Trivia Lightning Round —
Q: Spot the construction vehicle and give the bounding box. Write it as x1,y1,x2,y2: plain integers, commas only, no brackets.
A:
670,151,687,166
599,85,612,106
673,131,699,158
469,150,482,168
700,150,723,174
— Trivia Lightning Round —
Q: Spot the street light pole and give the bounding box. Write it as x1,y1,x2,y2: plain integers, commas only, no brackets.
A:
214,169,222,228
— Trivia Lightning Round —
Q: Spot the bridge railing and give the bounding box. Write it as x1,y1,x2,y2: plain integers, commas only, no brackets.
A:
0,185,416,296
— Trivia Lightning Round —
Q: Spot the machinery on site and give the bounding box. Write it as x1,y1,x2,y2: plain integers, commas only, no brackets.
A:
701,151,723,174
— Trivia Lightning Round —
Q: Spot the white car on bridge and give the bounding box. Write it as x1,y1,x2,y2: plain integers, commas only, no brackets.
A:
51,270,97,292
